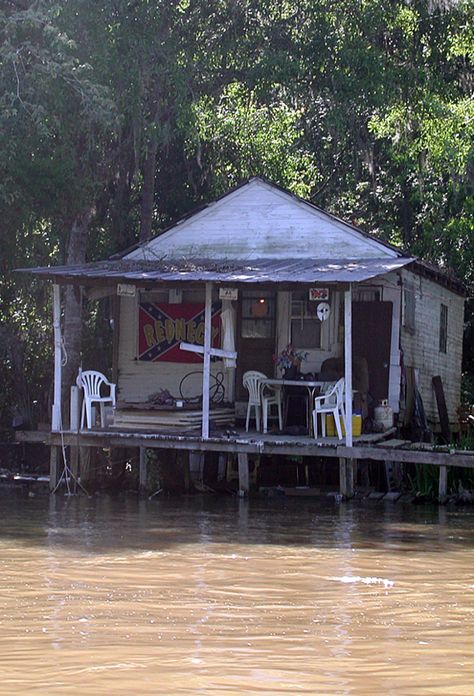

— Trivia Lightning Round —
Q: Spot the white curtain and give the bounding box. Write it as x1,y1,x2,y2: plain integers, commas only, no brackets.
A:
221,300,237,369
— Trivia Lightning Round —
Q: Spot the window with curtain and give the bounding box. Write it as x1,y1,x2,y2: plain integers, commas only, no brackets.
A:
290,292,322,348
241,292,275,338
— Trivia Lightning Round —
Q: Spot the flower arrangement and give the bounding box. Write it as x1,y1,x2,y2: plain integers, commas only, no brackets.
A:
273,344,309,372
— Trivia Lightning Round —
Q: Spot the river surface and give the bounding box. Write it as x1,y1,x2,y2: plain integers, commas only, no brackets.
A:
0,493,473,695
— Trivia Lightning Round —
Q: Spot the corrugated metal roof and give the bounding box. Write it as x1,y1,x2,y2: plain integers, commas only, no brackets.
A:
16,256,415,285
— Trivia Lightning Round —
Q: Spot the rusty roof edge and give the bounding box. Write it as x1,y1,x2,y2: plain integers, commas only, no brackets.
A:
410,260,467,296
14,256,416,285
15,255,414,270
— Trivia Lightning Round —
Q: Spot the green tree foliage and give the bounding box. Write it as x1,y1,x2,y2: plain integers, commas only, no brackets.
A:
0,1,117,425
187,83,318,197
0,0,472,425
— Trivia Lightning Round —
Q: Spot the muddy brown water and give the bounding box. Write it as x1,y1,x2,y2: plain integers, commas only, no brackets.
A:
0,494,473,695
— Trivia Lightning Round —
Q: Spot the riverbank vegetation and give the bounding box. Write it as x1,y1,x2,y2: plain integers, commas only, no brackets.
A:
1,0,472,429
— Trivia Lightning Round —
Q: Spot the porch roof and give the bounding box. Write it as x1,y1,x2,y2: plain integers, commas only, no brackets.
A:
16,255,415,286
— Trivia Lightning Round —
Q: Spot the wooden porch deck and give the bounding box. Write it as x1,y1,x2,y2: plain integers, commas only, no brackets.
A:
16,424,474,468
15,425,474,500
17,425,395,457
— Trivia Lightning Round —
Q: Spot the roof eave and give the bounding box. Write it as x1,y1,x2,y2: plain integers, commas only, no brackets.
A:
14,256,416,287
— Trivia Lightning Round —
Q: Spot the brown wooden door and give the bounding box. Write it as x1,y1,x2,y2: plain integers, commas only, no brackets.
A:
236,290,277,400
352,301,393,405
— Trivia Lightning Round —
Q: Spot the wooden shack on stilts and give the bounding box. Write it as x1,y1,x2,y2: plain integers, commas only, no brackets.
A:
16,179,467,499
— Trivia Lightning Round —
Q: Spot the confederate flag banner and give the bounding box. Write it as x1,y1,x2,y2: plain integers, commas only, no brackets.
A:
138,302,222,362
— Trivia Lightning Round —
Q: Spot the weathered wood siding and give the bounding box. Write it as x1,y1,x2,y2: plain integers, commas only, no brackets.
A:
125,179,398,261
117,289,232,404
400,268,464,428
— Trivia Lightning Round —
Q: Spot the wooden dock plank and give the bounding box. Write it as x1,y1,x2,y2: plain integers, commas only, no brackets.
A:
378,439,412,449
14,429,474,469
384,491,402,502
337,445,474,468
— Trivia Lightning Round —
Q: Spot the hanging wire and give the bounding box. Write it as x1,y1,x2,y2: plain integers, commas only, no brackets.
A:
60,336,68,367
50,411,89,496
178,370,226,403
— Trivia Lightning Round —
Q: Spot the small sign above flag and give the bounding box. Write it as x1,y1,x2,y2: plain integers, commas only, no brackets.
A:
309,287,329,301
117,283,136,297
219,287,238,301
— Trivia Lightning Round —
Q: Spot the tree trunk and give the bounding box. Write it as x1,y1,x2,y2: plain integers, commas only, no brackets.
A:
139,134,159,242
0,326,30,427
62,209,93,416
401,182,413,248
139,70,163,244
111,135,136,250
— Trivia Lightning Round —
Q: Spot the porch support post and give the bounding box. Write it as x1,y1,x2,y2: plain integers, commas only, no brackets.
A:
52,283,62,432
50,283,62,492
344,284,353,448
202,282,213,439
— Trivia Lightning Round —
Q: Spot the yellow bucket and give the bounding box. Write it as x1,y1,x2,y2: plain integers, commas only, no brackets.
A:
326,414,362,437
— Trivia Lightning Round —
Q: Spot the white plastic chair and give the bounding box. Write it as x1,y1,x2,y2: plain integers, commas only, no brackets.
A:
243,370,283,433
78,370,116,429
312,378,346,440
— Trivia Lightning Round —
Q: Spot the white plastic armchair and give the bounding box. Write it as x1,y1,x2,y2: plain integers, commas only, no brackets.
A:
312,377,345,440
79,370,116,429
243,370,283,434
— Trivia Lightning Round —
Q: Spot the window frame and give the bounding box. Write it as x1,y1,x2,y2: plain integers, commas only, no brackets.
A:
240,291,276,339
290,292,325,350
403,282,416,335
439,303,448,354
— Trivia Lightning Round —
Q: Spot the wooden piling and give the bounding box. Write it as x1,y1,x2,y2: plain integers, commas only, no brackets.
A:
139,447,147,495
49,446,60,492
80,447,91,486
345,458,355,498
339,458,347,497
439,465,448,500
70,386,80,482
339,458,355,498
183,451,191,493
189,452,205,484
238,452,249,496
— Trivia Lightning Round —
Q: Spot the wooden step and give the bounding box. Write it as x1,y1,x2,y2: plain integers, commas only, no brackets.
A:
113,407,235,431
